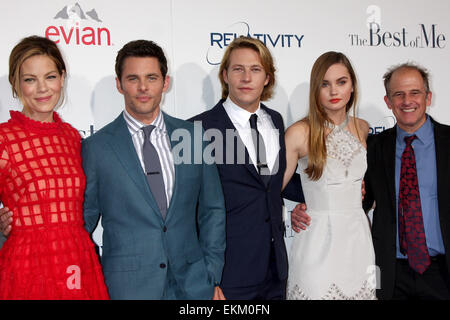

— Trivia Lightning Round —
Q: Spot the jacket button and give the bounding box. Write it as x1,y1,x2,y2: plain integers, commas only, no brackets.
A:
265,218,270,223
163,226,167,232
160,263,166,269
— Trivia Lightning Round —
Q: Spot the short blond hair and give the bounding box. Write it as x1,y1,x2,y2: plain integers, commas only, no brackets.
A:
218,36,275,101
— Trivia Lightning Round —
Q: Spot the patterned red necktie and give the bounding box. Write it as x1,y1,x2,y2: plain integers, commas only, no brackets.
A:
398,135,430,274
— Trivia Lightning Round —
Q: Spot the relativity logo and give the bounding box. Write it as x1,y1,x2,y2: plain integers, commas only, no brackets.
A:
45,2,112,46
369,116,396,135
207,22,305,65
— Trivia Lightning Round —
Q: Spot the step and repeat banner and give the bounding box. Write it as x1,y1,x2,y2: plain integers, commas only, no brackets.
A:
0,0,449,251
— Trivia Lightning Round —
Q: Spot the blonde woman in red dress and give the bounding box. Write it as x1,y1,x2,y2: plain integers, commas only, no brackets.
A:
0,36,109,299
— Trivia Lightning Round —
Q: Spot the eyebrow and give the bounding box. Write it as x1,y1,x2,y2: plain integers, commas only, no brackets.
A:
230,64,263,68
21,70,58,77
125,73,160,78
392,88,423,94
323,76,349,82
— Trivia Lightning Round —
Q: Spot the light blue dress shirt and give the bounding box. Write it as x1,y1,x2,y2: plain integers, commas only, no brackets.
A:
395,115,445,258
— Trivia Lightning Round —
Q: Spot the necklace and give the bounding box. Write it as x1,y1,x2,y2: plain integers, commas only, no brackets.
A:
325,114,349,130
325,113,358,178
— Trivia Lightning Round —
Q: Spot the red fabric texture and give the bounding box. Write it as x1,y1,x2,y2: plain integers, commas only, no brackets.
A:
0,111,109,299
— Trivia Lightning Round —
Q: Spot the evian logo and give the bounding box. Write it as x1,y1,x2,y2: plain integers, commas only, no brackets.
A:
45,2,112,46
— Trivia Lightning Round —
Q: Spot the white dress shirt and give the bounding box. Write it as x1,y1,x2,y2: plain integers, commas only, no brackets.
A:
123,108,175,207
223,97,280,173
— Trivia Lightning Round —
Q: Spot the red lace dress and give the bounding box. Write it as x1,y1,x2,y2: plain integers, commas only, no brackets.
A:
0,111,109,300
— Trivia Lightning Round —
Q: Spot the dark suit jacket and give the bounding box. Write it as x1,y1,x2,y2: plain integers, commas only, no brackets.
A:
363,116,450,299
190,99,303,288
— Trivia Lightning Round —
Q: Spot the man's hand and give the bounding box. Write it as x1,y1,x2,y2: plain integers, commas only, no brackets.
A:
361,180,366,201
0,207,13,237
290,203,311,233
212,286,226,300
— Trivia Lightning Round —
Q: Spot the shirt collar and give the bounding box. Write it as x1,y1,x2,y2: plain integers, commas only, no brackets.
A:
223,96,264,128
123,108,167,136
396,114,434,145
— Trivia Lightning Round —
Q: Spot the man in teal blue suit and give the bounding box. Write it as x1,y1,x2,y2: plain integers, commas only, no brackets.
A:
81,40,226,299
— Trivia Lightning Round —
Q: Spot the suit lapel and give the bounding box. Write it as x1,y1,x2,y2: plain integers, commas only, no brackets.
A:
261,104,284,187
106,113,162,216
432,119,450,245
162,112,180,222
211,103,263,184
382,126,397,220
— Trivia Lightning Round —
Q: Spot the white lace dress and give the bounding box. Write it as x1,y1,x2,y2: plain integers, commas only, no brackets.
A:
287,123,377,300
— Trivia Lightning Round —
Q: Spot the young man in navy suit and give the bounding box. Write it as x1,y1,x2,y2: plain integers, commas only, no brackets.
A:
190,36,303,300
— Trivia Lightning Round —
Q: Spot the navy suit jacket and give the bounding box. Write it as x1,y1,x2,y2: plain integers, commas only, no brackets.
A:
190,99,303,287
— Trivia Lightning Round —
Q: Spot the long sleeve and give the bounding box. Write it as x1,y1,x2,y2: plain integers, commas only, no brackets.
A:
197,137,226,285
81,138,101,235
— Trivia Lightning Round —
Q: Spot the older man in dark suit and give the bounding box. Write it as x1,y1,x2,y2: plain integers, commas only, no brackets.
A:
362,63,450,299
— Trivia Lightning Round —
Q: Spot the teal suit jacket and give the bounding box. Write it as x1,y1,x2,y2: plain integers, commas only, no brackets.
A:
82,112,226,299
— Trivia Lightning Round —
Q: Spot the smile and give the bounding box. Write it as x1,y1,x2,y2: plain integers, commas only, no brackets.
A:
35,96,52,102
401,107,417,113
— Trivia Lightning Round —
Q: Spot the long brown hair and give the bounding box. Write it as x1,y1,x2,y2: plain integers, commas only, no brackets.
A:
305,51,359,180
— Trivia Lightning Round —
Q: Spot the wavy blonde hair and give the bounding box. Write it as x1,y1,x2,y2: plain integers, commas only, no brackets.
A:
9,35,66,107
219,36,275,101
305,51,359,180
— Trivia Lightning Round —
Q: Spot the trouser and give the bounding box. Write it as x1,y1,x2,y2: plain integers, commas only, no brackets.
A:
221,243,286,300
161,264,184,299
392,255,450,300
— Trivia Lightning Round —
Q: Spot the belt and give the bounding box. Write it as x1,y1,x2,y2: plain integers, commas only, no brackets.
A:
397,254,445,263
430,254,446,262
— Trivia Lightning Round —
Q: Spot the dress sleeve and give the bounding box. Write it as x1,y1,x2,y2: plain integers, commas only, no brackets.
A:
0,141,9,200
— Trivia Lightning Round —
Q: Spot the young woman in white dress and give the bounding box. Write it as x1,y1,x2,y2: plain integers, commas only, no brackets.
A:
283,52,376,300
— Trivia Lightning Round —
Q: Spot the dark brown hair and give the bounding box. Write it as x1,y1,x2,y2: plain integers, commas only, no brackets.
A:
115,40,168,81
